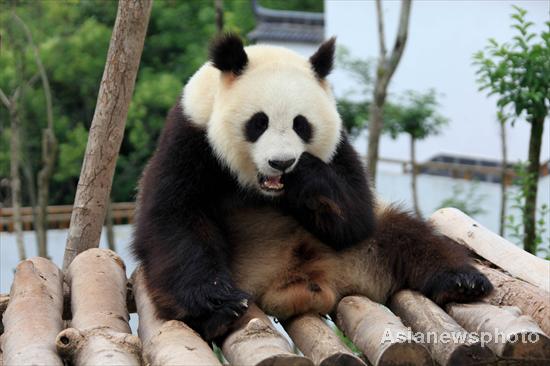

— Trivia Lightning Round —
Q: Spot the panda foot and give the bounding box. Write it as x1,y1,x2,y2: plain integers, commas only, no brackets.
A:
426,265,493,305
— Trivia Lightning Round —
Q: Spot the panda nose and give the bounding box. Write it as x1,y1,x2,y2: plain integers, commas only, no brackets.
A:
269,158,296,172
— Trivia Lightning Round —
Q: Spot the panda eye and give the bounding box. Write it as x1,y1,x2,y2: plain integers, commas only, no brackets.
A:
244,112,269,142
293,115,313,143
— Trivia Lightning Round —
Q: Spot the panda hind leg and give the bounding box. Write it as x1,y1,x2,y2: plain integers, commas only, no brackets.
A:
375,206,493,306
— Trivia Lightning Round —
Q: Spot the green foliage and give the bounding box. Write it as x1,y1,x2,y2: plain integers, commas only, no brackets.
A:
1,0,321,205
505,163,550,258
439,182,488,219
473,6,549,124
384,90,448,141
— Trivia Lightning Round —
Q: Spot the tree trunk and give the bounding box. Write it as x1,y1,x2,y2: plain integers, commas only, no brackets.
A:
366,0,412,184
62,0,152,272
523,115,544,254
499,118,508,236
410,135,420,217
13,12,58,259
105,199,116,251
9,104,26,261
215,0,224,33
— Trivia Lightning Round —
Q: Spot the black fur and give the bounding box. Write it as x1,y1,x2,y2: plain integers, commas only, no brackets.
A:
133,103,251,341
209,33,248,75
373,207,493,305
244,112,269,143
293,115,313,143
310,37,336,79
282,133,376,250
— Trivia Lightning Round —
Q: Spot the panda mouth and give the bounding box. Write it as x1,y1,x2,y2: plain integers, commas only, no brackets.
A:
258,175,284,192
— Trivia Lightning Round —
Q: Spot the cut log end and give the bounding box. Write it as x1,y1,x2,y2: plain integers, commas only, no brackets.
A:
446,343,496,366
376,342,433,366
500,331,550,360
55,328,84,359
319,353,366,366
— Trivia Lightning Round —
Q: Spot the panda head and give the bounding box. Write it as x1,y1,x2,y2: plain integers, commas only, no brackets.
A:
183,34,342,196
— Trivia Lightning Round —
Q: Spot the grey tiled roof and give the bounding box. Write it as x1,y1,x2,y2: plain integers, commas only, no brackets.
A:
248,0,325,44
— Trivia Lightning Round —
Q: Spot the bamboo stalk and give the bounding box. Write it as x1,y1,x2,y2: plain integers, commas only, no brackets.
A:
132,268,221,366
222,303,313,366
390,290,495,365
56,249,141,365
283,314,366,366
2,257,64,366
430,208,550,291
475,263,550,335
447,302,550,360
336,296,433,366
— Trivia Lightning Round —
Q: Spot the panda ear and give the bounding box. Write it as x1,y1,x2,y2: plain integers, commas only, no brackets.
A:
309,37,336,79
209,33,248,75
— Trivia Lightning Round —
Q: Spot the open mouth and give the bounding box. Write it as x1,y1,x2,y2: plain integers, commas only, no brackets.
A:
258,174,284,192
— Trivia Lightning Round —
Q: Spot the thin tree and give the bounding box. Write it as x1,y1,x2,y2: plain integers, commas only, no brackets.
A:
62,0,152,271
384,90,448,217
367,0,412,185
497,110,510,237
474,6,549,253
13,12,57,258
0,86,26,261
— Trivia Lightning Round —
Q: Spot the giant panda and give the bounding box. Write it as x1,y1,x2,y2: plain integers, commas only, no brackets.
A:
132,34,492,341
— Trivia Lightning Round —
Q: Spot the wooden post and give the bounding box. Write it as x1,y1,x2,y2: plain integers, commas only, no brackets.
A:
283,314,366,366
2,257,64,366
429,208,550,291
56,249,141,365
474,263,550,336
222,303,313,366
447,302,550,360
132,268,222,366
390,290,495,365
336,296,433,366
62,0,152,272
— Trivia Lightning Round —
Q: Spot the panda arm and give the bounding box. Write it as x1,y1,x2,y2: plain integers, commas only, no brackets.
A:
282,135,376,250
132,105,248,340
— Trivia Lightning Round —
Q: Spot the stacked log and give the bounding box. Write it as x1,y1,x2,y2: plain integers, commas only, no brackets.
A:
447,302,550,361
132,268,222,366
55,248,141,365
1,257,64,366
283,314,366,366
221,303,313,366
390,290,495,365
336,296,433,365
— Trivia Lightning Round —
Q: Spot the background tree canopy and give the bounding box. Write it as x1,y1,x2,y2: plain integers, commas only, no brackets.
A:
0,0,323,205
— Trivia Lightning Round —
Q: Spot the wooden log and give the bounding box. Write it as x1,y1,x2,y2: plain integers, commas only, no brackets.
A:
132,268,221,366
62,0,152,271
222,303,313,366
56,248,141,365
430,208,550,291
475,263,550,336
447,302,550,360
2,257,64,366
283,314,366,366
336,296,433,366
390,290,495,365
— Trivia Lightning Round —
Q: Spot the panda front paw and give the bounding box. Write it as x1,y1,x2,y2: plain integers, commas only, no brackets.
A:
182,280,250,340
425,265,493,305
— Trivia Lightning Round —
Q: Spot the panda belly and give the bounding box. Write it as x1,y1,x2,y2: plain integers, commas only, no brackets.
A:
226,207,393,319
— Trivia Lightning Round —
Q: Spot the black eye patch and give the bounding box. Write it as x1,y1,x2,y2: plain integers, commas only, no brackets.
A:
244,112,269,142
293,115,313,143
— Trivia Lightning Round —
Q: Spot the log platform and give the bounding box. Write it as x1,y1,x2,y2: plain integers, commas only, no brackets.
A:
1,209,549,365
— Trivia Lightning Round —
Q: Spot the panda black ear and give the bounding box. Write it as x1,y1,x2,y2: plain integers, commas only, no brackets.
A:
309,37,336,79
209,33,248,75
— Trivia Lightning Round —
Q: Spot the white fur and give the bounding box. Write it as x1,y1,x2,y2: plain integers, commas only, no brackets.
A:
182,44,342,191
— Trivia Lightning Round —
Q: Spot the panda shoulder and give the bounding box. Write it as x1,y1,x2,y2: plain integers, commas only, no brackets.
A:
181,63,220,128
